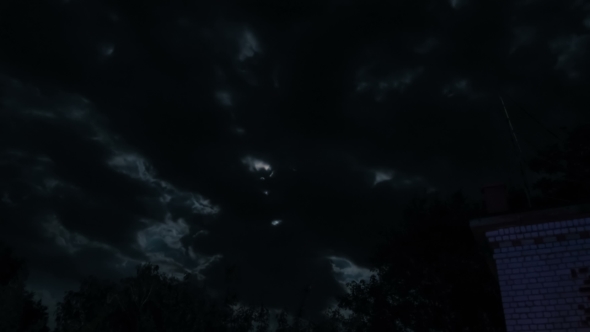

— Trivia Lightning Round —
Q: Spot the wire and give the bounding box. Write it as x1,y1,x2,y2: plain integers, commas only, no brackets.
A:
502,95,565,144
500,96,532,208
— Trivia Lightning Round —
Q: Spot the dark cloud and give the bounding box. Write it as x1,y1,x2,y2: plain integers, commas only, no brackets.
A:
1,0,590,328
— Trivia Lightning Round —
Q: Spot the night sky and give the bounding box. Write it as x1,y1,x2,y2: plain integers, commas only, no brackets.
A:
1,0,589,328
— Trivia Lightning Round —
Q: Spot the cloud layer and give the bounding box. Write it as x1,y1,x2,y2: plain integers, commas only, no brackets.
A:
1,0,590,327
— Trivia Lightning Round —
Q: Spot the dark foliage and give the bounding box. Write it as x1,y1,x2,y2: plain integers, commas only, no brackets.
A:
528,123,590,207
0,243,50,332
326,191,506,332
54,264,245,332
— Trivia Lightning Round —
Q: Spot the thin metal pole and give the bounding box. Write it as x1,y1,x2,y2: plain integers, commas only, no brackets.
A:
500,96,532,208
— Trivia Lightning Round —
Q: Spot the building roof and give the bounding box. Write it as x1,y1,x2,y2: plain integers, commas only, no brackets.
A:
470,203,590,232
469,202,590,280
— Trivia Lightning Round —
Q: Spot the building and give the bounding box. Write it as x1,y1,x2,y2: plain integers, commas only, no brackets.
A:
470,184,590,332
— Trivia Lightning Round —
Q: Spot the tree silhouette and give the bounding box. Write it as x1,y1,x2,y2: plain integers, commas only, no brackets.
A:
54,263,276,332
327,191,505,332
528,123,590,207
56,264,211,332
0,243,50,332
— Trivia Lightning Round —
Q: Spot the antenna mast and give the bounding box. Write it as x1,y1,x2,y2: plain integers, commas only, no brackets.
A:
500,96,532,209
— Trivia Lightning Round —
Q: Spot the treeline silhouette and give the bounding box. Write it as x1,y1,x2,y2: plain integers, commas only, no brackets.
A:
2,123,589,332
0,245,50,332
